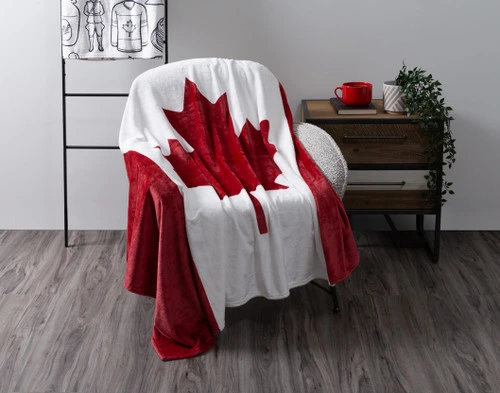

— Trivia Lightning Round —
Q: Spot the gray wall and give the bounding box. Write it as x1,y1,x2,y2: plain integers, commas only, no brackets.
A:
0,0,499,230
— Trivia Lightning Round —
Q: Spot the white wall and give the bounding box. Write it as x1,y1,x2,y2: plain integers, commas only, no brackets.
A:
0,0,499,230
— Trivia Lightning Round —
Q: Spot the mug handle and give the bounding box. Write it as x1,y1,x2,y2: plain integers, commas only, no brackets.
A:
334,86,343,101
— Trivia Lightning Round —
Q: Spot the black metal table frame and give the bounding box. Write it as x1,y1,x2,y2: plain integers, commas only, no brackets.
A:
348,210,442,263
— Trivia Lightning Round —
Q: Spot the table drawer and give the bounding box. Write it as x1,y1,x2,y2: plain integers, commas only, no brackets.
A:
347,170,428,190
343,190,435,210
313,123,434,165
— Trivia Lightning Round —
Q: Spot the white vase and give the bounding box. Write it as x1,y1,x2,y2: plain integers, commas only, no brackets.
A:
383,81,406,114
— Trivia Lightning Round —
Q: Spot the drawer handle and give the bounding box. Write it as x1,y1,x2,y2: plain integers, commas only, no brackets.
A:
343,135,407,140
348,181,406,186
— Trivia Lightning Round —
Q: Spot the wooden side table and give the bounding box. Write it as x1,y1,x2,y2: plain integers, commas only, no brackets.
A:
301,99,443,262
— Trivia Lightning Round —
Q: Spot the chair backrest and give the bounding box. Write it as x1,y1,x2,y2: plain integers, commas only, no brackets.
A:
120,57,347,198
119,58,300,190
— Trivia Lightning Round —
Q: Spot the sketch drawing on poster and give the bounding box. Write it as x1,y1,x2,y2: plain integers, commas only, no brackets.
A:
61,0,80,46
61,0,164,59
84,0,106,52
111,1,149,53
151,17,165,52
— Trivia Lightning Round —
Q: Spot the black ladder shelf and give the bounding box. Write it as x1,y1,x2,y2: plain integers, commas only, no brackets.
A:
62,5,167,248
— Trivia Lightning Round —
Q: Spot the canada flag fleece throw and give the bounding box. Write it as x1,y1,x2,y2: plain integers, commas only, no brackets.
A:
119,58,359,360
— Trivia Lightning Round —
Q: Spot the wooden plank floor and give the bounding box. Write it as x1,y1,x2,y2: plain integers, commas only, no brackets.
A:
0,230,499,393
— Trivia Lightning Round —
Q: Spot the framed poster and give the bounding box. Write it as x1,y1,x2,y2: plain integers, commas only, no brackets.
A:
61,0,166,60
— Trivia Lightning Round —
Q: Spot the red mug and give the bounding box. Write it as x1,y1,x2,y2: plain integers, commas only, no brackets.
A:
334,82,373,106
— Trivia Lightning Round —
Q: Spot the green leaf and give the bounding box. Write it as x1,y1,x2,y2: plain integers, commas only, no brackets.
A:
395,62,456,206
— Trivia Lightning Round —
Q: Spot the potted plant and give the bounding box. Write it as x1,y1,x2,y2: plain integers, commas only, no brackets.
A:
394,63,456,205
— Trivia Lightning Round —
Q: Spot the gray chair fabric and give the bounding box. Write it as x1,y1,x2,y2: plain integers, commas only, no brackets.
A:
293,122,348,199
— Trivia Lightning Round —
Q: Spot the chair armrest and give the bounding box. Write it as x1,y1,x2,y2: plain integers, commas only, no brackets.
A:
293,122,348,199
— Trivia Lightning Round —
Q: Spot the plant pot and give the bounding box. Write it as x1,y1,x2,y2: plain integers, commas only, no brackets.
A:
383,81,406,114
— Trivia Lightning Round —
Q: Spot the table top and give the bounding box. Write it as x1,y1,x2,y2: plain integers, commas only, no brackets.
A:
302,99,419,123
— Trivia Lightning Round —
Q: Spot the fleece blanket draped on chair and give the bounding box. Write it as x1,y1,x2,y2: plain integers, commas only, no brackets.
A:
119,58,359,360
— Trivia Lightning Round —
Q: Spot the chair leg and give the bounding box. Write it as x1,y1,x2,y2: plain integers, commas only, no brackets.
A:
330,285,341,313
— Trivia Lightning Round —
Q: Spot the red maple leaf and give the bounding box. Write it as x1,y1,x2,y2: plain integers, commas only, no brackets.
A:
160,78,288,234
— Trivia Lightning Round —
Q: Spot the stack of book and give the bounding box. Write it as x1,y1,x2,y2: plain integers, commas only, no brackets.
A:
330,97,377,115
